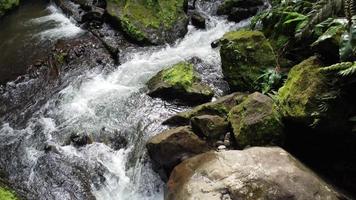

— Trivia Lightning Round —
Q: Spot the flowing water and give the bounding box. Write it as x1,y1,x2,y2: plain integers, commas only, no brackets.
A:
0,1,249,199
0,0,82,84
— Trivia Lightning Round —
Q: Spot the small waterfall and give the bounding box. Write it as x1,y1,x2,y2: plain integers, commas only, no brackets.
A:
0,1,250,200
29,4,83,39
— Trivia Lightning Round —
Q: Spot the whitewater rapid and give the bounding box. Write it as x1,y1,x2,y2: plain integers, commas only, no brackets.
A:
0,2,249,200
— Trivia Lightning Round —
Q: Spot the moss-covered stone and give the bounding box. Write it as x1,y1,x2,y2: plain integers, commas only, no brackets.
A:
228,92,283,148
0,0,19,17
277,57,326,125
147,61,214,105
0,187,17,200
163,92,247,126
106,0,188,44
277,57,355,131
220,30,277,92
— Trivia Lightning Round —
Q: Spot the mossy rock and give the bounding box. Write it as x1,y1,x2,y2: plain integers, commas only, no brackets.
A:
0,187,18,200
0,0,19,17
277,57,354,131
106,0,188,44
220,30,277,92
228,92,284,148
163,92,247,126
277,57,325,124
147,61,214,105
0,179,18,200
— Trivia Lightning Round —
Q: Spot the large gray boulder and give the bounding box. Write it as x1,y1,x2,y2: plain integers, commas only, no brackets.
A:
167,147,344,200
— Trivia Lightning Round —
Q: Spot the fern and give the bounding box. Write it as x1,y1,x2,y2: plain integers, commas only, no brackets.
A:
296,0,344,38
339,62,356,75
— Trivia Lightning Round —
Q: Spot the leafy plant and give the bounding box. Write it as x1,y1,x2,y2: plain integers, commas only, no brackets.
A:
256,68,286,94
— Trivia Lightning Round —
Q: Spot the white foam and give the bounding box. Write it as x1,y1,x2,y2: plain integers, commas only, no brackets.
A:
30,4,82,39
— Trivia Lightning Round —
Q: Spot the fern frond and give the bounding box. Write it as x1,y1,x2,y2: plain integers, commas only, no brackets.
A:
339,63,356,75
320,62,353,72
296,0,344,39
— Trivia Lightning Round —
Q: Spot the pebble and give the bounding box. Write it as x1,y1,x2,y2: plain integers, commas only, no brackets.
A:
218,145,226,151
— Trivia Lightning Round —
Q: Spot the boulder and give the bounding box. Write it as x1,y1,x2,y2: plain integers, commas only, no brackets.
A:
311,24,346,63
228,92,283,148
106,0,189,44
220,30,277,92
217,0,263,22
167,147,343,200
191,115,229,139
163,92,247,126
277,57,355,132
146,126,210,176
0,0,19,17
190,11,206,29
147,61,214,105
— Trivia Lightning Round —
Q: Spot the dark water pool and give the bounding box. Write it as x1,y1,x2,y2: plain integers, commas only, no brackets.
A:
0,0,82,84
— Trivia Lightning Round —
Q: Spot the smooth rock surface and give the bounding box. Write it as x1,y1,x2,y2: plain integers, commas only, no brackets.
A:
167,147,343,200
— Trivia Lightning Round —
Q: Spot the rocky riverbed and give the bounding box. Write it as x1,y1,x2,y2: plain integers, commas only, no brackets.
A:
0,0,356,199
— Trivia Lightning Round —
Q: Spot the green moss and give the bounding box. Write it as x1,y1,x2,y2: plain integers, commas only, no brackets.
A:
163,92,247,125
0,187,18,200
277,57,326,123
0,0,19,17
106,0,187,43
162,62,196,90
228,92,283,148
220,30,277,91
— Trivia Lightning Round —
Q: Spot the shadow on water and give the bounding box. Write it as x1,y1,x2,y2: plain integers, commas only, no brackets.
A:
0,0,82,84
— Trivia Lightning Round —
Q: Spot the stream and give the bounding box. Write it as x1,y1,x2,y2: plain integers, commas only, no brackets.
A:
0,1,249,199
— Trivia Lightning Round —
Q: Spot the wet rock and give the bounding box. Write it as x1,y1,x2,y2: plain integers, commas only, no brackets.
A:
81,6,105,23
220,30,277,91
167,147,344,200
147,61,214,105
217,0,263,22
210,39,220,48
106,0,189,44
69,132,94,147
227,6,259,22
191,115,229,139
163,92,247,126
146,126,210,177
228,92,283,148
190,11,206,29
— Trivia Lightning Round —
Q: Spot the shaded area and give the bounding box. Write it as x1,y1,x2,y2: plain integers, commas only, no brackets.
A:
285,122,356,198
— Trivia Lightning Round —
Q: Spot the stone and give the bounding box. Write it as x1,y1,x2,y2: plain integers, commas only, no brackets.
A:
146,126,210,175
220,30,277,91
167,147,344,200
228,92,284,148
191,115,229,139
106,0,189,44
277,57,355,132
217,0,263,22
163,92,247,126
190,10,206,29
147,61,214,105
